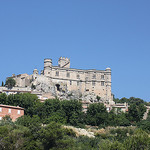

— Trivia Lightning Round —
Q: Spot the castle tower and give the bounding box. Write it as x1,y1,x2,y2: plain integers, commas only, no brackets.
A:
44,58,52,76
105,67,114,104
58,57,70,68
33,69,38,75
32,69,39,80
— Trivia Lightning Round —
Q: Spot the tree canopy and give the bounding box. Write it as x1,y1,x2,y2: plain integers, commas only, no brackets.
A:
5,78,16,88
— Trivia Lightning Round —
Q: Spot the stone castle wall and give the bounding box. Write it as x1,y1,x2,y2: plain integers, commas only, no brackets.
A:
11,57,113,104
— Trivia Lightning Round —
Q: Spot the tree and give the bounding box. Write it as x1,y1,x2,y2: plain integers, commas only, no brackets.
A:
124,129,150,150
127,104,146,123
0,93,7,104
1,81,4,86
60,100,84,126
86,103,108,126
127,104,140,122
108,110,130,126
38,122,74,150
5,78,16,89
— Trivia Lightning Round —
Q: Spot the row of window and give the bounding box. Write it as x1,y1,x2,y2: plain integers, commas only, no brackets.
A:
0,108,21,114
55,71,105,79
69,81,105,86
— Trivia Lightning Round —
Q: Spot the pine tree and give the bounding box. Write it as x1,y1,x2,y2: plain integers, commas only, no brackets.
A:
1,81,4,86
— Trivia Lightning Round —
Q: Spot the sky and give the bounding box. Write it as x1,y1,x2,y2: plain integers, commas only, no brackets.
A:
0,1,150,101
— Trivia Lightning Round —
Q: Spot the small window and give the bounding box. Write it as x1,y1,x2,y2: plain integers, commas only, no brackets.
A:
66,72,70,78
92,81,96,86
92,74,96,79
85,77,88,81
77,81,79,86
77,74,80,79
0,117,2,120
18,110,21,114
8,109,11,113
55,71,59,76
0,108,2,112
101,81,105,86
70,81,72,85
101,75,104,79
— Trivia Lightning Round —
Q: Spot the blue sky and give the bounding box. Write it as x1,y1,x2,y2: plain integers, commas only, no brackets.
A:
0,1,150,101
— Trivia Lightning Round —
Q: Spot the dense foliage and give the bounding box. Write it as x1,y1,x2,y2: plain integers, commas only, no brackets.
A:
0,93,150,149
5,78,16,88
1,118,150,150
0,93,148,127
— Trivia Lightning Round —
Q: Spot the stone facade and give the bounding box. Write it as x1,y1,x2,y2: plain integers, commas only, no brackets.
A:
11,57,114,104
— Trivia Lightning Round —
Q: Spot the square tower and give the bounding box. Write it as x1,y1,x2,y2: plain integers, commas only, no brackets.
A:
58,57,70,68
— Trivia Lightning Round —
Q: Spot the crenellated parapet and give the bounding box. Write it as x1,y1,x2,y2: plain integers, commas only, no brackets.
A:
58,57,70,68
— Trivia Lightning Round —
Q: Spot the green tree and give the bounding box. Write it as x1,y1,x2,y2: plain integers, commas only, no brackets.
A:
16,115,41,128
99,140,125,150
5,78,16,88
124,129,150,150
127,104,140,122
38,122,74,150
127,104,146,123
1,81,4,86
86,103,108,126
108,110,130,126
0,93,7,104
60,100,84,127
137,118,150,131
43,112,67,124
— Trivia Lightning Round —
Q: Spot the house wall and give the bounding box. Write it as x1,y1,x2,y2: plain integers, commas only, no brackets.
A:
0,105,24,121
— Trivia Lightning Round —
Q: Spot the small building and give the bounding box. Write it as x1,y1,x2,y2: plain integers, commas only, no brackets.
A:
112,103,129,113
0,104,24,121
0,87,31,95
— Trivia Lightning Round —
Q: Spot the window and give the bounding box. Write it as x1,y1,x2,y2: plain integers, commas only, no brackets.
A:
92,81,96,86
77,81,79,86
92,74,96,79
101,75,104,79
66,72,70,78
101,81,105,86
85,77,88,81
77,74,80,79
0,108,2,112
55,71,59,76
18,110,21,114
70,81,72,85
8,109,11,113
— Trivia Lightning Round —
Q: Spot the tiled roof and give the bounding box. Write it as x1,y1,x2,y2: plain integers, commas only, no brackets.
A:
0,104,24,110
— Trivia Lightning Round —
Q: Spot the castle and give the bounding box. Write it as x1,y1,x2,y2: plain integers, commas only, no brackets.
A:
10,57,114,104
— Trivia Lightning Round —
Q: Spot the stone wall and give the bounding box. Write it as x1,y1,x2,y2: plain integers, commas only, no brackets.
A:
10,57,114,104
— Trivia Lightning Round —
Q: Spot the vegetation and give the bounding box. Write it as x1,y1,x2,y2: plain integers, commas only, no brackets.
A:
0,93,150,149
5,78,16,88
1,81,4,86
